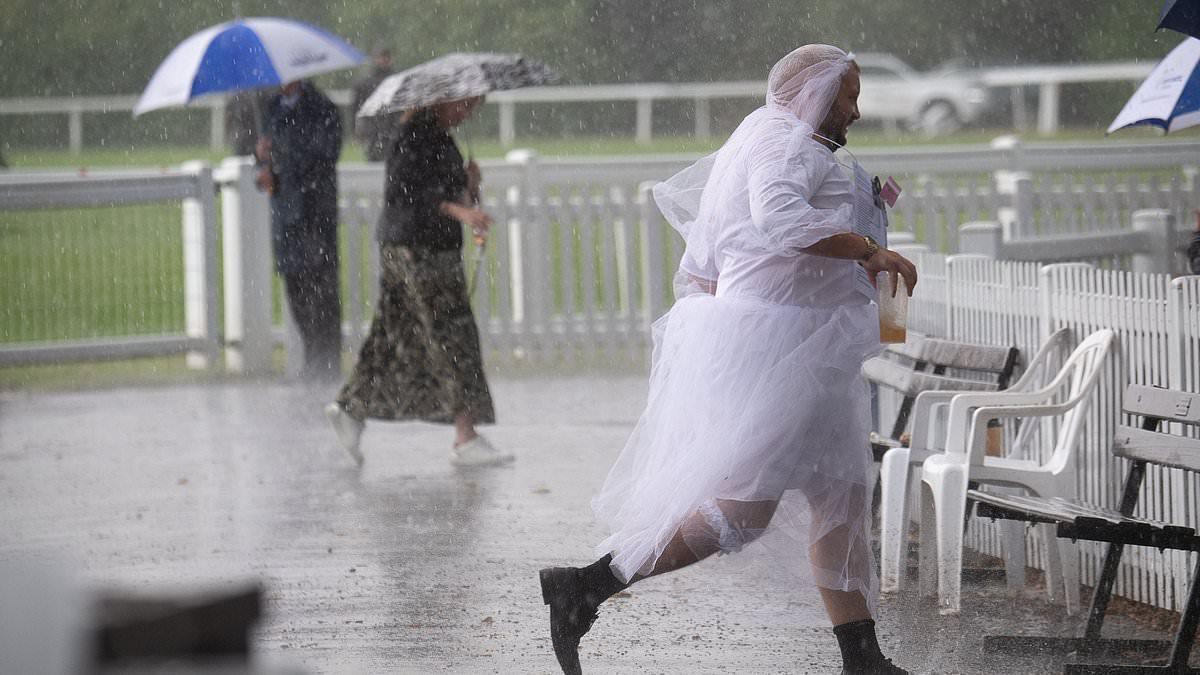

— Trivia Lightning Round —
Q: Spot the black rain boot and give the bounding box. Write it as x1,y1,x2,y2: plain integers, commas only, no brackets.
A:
539,554,629,675
833,619,909,675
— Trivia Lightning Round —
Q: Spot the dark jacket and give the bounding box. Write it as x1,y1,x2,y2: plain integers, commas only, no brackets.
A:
377,110,467,252
1189,231,1200,275
262,82,343,274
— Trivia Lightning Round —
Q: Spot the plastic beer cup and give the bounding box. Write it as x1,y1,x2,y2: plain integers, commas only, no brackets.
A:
877,272,908,344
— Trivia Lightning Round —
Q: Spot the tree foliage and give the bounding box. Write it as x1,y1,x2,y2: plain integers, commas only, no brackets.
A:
0,0,1180,97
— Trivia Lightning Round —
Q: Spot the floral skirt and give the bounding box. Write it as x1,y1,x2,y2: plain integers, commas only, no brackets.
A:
337,245,495,425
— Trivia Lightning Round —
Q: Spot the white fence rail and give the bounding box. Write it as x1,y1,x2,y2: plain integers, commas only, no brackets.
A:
2,139,1198,372
0,163,220,367
0,60,1155,153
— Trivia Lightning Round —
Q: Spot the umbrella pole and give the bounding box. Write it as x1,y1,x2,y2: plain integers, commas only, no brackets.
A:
464,130,486,298
468,241,487,298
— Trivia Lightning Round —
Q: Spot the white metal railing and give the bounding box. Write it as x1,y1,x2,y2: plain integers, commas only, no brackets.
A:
0,60,1155,152
0,162,220,367
3,139,1197,375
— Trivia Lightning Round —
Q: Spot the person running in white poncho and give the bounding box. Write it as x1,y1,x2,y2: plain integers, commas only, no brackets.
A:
539,44,918,675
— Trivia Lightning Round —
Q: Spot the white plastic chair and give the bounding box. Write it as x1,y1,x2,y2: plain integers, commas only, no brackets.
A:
916,328,1116,615
878,328,1073,593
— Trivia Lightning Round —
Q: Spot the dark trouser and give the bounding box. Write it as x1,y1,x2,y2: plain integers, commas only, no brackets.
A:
281,258,342,380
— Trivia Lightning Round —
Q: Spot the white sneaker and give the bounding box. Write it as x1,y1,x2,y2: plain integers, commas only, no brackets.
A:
324,402,364,467
451,436,514,467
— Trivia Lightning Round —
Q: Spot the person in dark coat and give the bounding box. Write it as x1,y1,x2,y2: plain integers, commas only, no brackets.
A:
324,95,511,468
255,80,344,380
350,47,400,162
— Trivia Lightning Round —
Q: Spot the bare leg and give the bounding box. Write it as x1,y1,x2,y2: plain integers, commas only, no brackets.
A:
643,499,778,578
454,412,477,447
818,587,871,626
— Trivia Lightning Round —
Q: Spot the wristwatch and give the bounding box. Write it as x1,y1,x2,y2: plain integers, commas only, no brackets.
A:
860,235,880,261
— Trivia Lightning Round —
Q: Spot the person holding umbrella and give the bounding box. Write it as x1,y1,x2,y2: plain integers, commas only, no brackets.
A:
324,53,554,467
133,18,366,380
255,79,344,381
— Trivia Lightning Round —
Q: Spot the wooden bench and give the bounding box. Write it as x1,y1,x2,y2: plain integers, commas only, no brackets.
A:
973,383,1200,674
865,335,1020,462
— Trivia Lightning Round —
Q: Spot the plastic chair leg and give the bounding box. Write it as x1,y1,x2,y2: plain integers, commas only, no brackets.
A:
1040,523,1065,605
931,469,969,615
918,482,939,599
1058,537,1081,616
879,447,912,593
1001,520,1027,595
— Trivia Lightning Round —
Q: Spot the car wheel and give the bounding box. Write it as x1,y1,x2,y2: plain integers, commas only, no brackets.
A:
916,101,961,137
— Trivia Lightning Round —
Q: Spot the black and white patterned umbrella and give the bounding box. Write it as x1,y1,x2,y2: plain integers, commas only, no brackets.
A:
356,52,557,118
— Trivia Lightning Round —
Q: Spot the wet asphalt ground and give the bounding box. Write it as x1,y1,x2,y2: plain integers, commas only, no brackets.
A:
0,376,1180,674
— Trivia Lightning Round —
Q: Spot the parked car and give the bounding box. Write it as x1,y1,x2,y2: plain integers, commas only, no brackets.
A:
854,53,991,136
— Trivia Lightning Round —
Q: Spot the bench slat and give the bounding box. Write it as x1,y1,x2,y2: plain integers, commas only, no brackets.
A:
862,358,1000,397
968,490,1194,536
913,338,1017,373
1113,426,1200,472
1123,384,1200,425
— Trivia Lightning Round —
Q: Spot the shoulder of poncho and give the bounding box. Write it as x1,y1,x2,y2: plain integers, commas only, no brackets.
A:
747,115,837,185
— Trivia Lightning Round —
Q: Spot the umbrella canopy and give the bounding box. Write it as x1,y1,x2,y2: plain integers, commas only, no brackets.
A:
135,17,365,116
1159,0,1200,40
357,52,557,118
1108,37,1200,134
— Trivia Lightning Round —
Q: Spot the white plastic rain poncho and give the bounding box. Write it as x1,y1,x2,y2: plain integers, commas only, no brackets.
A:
592,45,881,609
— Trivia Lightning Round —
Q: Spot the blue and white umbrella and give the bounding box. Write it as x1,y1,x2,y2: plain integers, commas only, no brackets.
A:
134,17,365,116
1108,37,1200,134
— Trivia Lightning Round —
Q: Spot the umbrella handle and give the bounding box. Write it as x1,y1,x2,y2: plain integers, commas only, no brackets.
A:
467,241,487,298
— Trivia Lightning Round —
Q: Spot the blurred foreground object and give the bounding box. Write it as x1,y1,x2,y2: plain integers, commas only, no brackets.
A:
1108,37,1200,134
1158,0,1200,40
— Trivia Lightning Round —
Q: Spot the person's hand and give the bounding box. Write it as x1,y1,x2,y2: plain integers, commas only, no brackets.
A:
861,249,918,297
463,207,493,245
255,166,275,195
444,202,493,245
1193,208,1200,233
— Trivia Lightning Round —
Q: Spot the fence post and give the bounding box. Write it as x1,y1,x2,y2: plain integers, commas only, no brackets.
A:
959,221,1004,258
638,182,667,330
180,161,220,369
498,100,516,146
506,149,544,360
1132,209,1175,274
693,96,711,139
68,106,83,154
1037,81,1061,136
636,97,653,144
218,156,273,376
991,135,1032,239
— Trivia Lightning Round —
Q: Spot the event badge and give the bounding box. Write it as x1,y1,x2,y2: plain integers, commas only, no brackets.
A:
852,164,891,300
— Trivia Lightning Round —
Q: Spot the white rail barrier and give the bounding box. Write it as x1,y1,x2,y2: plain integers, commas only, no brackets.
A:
2,140,1197,373
0,165,220,368
0,61,1156,153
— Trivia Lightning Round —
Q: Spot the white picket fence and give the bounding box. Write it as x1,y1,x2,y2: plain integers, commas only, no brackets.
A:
892,245,1200,613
